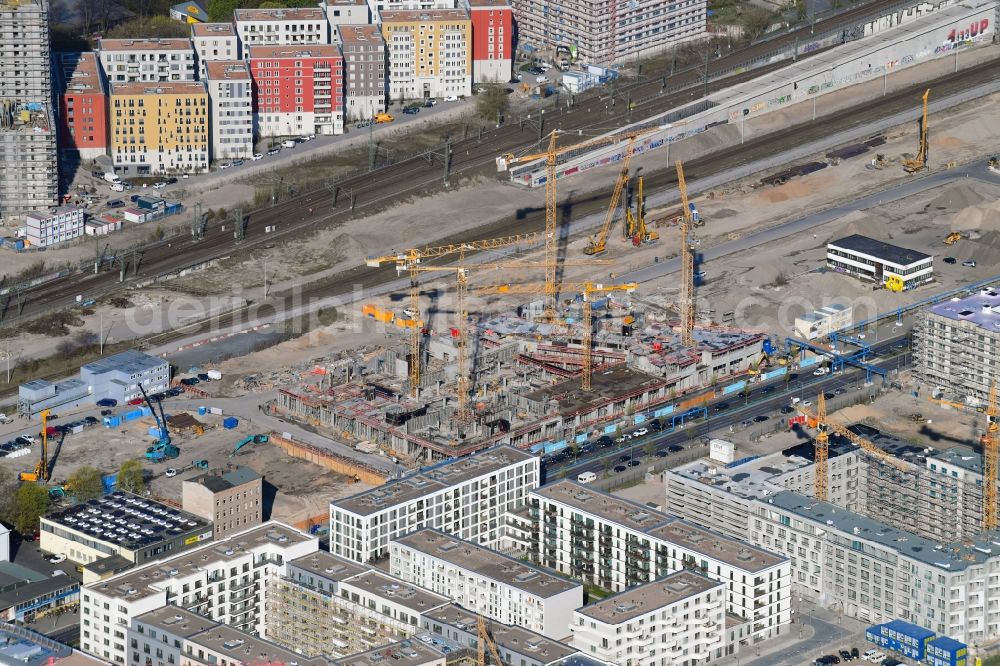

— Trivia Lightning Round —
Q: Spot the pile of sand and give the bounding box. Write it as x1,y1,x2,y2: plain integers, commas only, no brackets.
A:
838,210,884,238
754,179,813,204
946,200,1000,232
926,182,988,212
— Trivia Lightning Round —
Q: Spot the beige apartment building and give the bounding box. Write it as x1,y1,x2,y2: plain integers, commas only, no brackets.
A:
182,466,263,539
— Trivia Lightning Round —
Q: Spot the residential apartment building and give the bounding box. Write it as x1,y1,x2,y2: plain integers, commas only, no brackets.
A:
0,0,58,222
204,61,254,162
234,7,330,47
80,522,317,665
190,23,241,78
390,528,583,639
380,9,472,101
24,206,84,248
329,445,538,562
98,38,196,83
570,571,726,665
53,52,108,159
80,349,170,404
109,81,209,176
325,0,371,26
338,25,387,121
181,466,262,539
530,480,790,643
751,490,1000,645
466,0,512,83
512,0,706,65
248,45,344,137
827,234,934,291
916,285,1000,403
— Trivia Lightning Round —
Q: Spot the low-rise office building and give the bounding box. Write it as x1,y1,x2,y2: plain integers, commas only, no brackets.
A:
0,564,80,623
98,38,197,83
826,234,933,291
793,303,853,340
570,571,726,666
17,378,91,419
390,528,582,639
24,206,85,248
80,349,170,404
182,466,262,540
330,445,538,562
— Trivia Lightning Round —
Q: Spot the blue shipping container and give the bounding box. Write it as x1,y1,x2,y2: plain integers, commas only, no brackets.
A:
101,474,117,494
223,416,239,429
104,416,121,427
198,406,207,416
926,636,968,666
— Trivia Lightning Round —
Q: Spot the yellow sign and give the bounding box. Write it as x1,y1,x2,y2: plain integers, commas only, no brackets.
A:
184,535,201,545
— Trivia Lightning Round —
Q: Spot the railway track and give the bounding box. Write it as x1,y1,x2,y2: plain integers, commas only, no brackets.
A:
0,0,950,323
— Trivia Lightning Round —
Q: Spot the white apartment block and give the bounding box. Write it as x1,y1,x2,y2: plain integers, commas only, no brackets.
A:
571,571,726,666
24,205,84,248
191,23,241,79
751,490,1000,646
98,38,196,83
827,234,934,291
329,445,538,562
204,61,253,162
234,7,330,47
531,480,791,643
325,0,372,26
80,522,317,665
390,528,583,639
512,0,706,65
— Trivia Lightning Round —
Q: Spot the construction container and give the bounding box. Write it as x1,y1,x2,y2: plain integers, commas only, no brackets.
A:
71,424,84,435
198,406,207,416
926,636,968,666
123,409,143,422
104,415,121,428
101,474,117,495
209,407,223,416
207,370,222,380
223,416,239,430
866,620,935,661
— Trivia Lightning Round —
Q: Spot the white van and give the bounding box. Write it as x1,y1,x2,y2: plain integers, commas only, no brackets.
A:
281,139,297,148
577,471,597,484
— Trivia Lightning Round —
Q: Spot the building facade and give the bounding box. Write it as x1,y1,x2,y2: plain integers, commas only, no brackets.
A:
916,286,1000,403
79,349,170,403
249,45,344,137
826,234,934,291
234,7,330,47
182,466,263,539
512,0,706,65
390,528,583,639
570,571,726,665
0,0,58,223
793,303,853,340
97,38,197,83
339,25,387,122
109,82,209,176
204,61,254,162
54,52,109,159
530,480,790,643
190,23,241,78
381,9,472,101
329,445,538,562
24,206,84,248
325,0,371,26
466,0,512,83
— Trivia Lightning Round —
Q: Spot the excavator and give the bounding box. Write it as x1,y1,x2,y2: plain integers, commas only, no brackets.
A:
624,176,659,246
944,232,962,246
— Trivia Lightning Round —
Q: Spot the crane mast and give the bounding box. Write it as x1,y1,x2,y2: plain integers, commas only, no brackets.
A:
984,383,998,530
675,160,695,347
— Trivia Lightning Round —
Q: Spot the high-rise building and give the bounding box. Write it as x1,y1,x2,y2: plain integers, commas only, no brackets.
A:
203,61,254,162
0,0,58,222
380,8,472,101
248,45,345,138
53,52,109,160
97,38,197,84
465,0,512,83
338,25,387,122
512,0,706,65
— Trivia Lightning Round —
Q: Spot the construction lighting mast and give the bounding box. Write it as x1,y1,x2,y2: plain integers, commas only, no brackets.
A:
903,88,931,174
675,160,695,347
983,382,998,530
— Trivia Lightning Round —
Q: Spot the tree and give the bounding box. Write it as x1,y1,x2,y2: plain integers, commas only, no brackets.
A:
741,6,777,40
67,465,104,501
106,15,190,39
208,0,241,22
118,459,146,495
475,82,510,123
643,440,656,459
8,484,49,535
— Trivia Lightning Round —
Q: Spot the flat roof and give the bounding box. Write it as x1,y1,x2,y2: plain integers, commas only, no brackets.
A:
55,53,104,95
333,638,446,666
380,8,469,22
520,366,666,418
288,550,369,582
394,528,580,598
187,465,260,493
576,571,722,624
533,479,673,532
196,624,329,666
110,81,206,96
766,490,1000,571
647,520,786,573
0,575,78,611
338,25,383,43
43,491,208,552
204,60,250,80
424,603,579,661
98,38,192,51
234,7,325,20
190,21,234,36
928,285,1000,330
247,45,342,59
134,606,218,639
0,625,73,666
466,0,510,6
333,446,534,517
828,234,931,267
326,0,366,5
342,570,450,615
86,522,312,601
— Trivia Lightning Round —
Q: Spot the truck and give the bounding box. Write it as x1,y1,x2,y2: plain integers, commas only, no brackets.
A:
354,440,378,454
103,172,122,185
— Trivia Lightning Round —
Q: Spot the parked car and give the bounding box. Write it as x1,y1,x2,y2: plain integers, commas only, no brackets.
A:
127,397,143,406
97,398,117,408
536,75,550,83
252,153,264,161
424,99,437,107
780,405,794,414
129,194,142,202
655,450,669,458
713,402,730,413
667,445,683,453
107,199,125,208
627,459,641,467
753,415,770,422
47,553,67,563
266,148,281,156
100,409,112,417
402,107,420,114
851,648,859,660
443,95,459,102
219,162,233,170
613,464,627,472
881,659,903,666
231,160,245,167
166,177,178,184
633,427,648,436
84,416,99,425
164,468,178,478
197,373,210,381
813,367,829,376
152,181,167,189
963,260,977,267
943,256,957,264
839,650,853,661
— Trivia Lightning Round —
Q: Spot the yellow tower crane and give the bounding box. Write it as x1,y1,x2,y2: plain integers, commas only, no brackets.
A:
798,393,909,500
481,280,637,391
675,160,695,347
366,233,541,396
19,409,51,482
497,125,662,319
584,135,638,256
983,382,998,531
477,615,505,666
902,88,930,174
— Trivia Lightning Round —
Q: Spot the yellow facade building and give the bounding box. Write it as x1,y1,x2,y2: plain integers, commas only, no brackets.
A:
380,9,471,102
109,81,209,176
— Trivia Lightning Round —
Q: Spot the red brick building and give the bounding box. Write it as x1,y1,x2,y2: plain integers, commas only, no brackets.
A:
248,45,344,138
54,52,109,159
466,0,512,84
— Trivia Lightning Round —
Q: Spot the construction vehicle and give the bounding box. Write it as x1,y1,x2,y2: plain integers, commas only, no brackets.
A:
624,176,659,246
193,459,209,469
944,232,962,245
584,136,638,255
989,156,1000,175
140,385,179,462
884,275,904,292
19,409,52,482
902,88,930,174
983,383,998,530
232,434,268,457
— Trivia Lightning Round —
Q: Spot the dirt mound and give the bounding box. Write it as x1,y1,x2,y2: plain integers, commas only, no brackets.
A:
838,210,884,238
967,230,1000,265
948,202,1000,232
926,182,988,212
